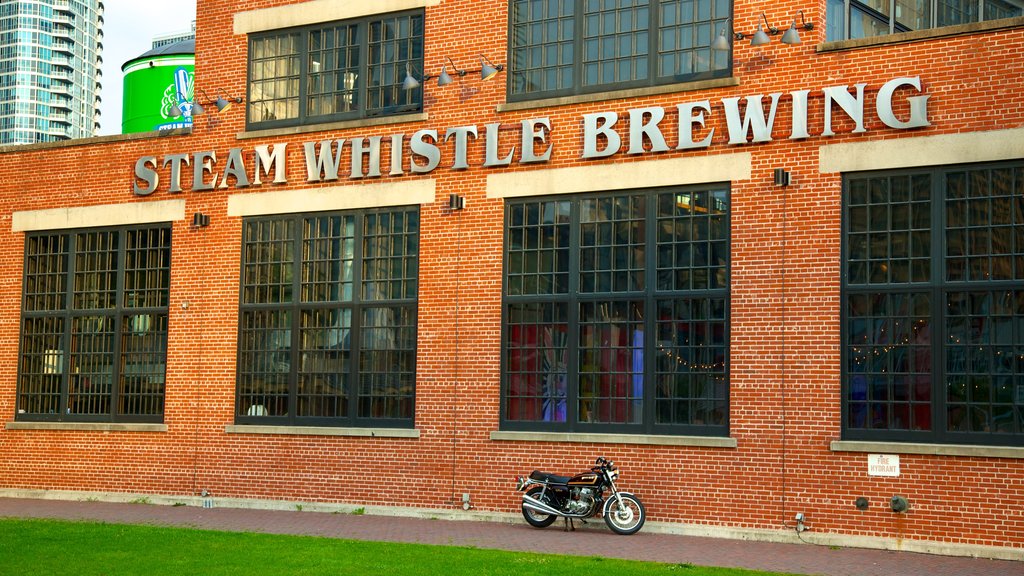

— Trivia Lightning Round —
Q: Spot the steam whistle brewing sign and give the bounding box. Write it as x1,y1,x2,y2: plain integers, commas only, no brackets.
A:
133,76,931,195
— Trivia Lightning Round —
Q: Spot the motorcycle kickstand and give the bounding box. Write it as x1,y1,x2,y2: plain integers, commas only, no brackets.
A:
563,517,575,532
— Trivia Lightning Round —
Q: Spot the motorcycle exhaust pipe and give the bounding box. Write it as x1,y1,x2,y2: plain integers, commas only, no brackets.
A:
522,493,564,517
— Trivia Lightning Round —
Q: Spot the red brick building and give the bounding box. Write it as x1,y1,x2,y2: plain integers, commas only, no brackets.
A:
1,0,1022,559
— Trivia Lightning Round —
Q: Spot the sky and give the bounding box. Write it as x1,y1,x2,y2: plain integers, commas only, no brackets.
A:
97,0,197,135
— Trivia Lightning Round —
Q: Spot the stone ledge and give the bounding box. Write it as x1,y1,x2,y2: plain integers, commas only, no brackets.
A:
817,16,1024,52
497,77,741,113
236,112,429,140
5,422,167,433
225,425,420,438
0,128,190,154
491,430,737,448
831,440,1024,459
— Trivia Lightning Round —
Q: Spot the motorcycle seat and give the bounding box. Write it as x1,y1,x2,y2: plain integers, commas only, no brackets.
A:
529,470,571,484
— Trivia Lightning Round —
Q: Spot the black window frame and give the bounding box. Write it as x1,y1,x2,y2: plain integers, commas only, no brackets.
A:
841,160,1024,446
16,224,172,424
245,9,424,131
235,207,420,428
507,0,732,103
500,185,731,436
826,0,1023,41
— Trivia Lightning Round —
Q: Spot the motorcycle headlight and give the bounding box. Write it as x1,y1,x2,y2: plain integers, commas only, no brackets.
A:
515,476,526,491
610,469,620,480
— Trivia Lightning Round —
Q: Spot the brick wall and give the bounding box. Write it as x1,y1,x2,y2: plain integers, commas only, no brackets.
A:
0,0,1021,553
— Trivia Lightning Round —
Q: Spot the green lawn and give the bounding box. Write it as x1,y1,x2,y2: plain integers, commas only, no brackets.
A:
0,518,799,576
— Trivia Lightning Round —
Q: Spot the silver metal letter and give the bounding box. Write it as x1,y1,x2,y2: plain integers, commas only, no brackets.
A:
789,90,811,140
722,93,782,144
628,107,669,154
133,156,159,196
192,151,218,191
219,148,250,189
520,118,552,163
483,122,514,167
823,83,867,136
304,139,345,182
253,143,288,185
410,129,441,174
582,112,620,159
877,76,931,130
675,101,714,150
389,134,405,176
161,153,190,193
444,126,479,170
350,136,383,179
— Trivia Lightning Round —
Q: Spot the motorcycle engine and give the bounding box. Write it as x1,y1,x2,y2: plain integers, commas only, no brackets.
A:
565,487,597,515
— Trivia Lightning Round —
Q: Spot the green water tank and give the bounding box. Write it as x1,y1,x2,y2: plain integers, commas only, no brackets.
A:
121,39,196,134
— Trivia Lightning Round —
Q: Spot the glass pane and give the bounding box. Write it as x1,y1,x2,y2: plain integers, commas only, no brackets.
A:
655,297,728,426
845,291,931,431
237,309,292,418
358,306,416,419
578,300,644,424
505,302,569,422
298,307,351,417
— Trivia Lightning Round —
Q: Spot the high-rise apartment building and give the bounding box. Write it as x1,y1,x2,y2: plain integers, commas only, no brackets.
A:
0,0,103,145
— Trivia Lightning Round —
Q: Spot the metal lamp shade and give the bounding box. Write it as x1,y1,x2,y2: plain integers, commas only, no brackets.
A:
750,23,771,46
781,22,802,44
480,57,500,81
402,63,421,90
711,30,730,51
192,100,206,116
168,102,183,118
437,65,453,86
215,96,233,113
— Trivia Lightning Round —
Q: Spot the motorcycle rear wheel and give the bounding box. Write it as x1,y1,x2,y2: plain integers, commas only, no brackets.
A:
604,494,645,535
522,486,558,528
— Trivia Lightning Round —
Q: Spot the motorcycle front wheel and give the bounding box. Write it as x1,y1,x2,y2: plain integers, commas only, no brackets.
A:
604,494,646,535
522,486,558,528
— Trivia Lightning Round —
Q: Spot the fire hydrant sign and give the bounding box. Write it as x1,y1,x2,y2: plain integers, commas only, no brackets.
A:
868,454,900,477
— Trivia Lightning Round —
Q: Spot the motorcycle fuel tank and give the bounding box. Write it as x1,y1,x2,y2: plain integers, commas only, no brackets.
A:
567,471,600,486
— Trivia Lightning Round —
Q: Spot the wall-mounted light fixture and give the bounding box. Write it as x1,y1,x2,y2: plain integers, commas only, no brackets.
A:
749,12,779,46
711,11,814,49
774,168,791,187
192,212,210,227
449,194,465,211
170,87,244,117
403,54,505,90
781,11,814,45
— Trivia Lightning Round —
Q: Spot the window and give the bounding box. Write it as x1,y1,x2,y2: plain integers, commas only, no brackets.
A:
17,225,171,423
246,11,423,130
502,187,730,435
826,0,1023,41
508,0,731,101
843,162,1024,446
237,208,419,427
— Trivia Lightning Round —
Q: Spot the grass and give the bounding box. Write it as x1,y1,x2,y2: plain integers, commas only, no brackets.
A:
0,518,800,576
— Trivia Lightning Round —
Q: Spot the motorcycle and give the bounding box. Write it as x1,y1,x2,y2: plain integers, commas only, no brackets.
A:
516,457,646,535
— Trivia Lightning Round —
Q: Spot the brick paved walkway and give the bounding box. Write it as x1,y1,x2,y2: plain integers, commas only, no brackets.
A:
0,498,1020,576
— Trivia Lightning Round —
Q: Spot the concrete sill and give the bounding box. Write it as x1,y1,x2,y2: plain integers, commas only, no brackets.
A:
491,430,736,448
0,128,190,155
831,440,1024,459
5,422,167,433
236,112,429,140
225,425,420,438
817,16,1024,52
497,77,741,113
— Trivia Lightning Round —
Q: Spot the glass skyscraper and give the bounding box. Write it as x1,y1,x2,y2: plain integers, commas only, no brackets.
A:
0,0,103,145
